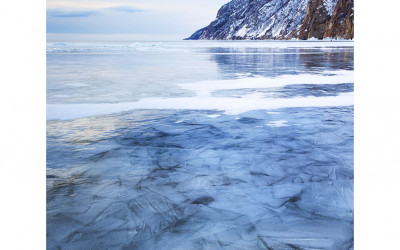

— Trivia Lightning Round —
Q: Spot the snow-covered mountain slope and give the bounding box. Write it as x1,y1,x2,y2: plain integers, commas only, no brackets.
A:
186,0,353,40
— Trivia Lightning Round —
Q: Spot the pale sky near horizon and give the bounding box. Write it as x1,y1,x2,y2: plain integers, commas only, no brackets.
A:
47,0,230,39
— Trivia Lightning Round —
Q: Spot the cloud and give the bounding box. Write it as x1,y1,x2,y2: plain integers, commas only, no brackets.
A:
48,9,98,18
107,6,144,13
46,0,231,36
47,6,145,18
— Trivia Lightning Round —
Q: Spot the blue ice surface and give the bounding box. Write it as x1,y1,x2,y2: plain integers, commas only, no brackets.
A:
47,106,353,249
47,40,354,249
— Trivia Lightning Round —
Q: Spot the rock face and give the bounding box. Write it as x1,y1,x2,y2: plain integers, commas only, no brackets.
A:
298,0,353,39
323,0,354,39
186,0,353,40
298,0,333,40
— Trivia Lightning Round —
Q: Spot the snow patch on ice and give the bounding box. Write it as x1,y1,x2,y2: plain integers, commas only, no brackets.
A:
180,70,353,97
65,83,90,87
47,70,354,120
267,120,289,127
47,92,353,120
235,73,253,77
205,114,221,118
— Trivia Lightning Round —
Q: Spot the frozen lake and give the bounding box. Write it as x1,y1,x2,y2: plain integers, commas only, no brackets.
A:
47,40,354,249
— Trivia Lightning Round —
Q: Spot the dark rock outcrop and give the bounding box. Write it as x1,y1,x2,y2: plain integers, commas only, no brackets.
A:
298,0,332,40
323,0,354,39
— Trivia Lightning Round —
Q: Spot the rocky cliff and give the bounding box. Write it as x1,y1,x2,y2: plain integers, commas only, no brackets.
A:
186,0,353,40
324,0,354,39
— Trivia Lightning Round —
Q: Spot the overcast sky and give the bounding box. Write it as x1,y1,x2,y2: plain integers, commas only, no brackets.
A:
47,0,230,39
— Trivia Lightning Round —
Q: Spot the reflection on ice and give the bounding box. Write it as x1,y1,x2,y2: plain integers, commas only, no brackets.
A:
47,41,353,105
